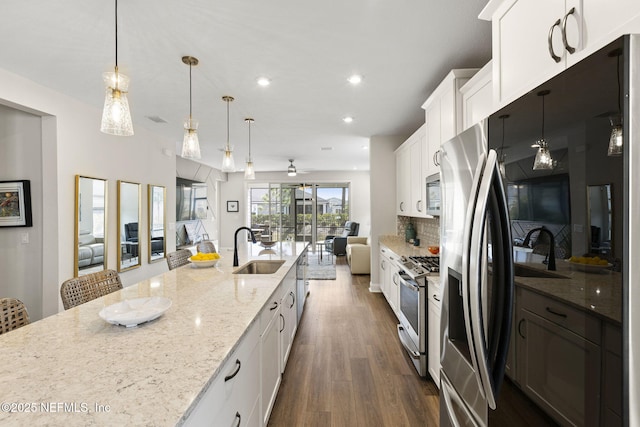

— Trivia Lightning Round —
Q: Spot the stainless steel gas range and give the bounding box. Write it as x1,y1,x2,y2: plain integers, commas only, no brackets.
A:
396,255,439,376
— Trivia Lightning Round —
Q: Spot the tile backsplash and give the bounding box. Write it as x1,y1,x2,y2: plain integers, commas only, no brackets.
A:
397,216,440,246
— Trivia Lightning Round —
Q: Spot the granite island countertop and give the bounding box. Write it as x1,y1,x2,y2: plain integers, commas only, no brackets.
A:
513,261,622,325
379,235,438,258
0,241,308,427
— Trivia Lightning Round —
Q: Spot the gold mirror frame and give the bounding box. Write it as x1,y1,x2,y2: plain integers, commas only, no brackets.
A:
74,175,108,277
148,184,166,263
117,180,142,272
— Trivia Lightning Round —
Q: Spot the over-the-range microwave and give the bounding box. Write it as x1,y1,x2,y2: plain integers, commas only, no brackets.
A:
425,173,440,216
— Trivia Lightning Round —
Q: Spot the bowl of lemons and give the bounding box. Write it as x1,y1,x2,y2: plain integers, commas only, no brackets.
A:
566,255,612,272
189,252,221,268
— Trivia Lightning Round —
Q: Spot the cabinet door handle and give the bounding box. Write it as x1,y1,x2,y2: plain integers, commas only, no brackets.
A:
433,150,441,167
381,260,386,270
433,294,440,302
400,201,405,211
561,7,576,54
548,18,562,63
416,200,423,212
224,359,242,382
233,411,241,427
545,306,567,318
279,313,285,333
289,291,295,308
269,301,278,311
518,319,526,339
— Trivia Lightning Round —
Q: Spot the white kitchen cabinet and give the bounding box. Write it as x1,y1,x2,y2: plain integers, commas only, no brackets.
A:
395,125,427,217
427,278,441,387
395,144,410,215
184,321,261,427
379,245,400,316
280,267,297,373
516,289,602,426
260,294,281,426
481,0,640,107
422,69,478,178
460,61,494,131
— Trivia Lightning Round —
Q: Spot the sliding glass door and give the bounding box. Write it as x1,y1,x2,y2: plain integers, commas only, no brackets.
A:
248,183,349,244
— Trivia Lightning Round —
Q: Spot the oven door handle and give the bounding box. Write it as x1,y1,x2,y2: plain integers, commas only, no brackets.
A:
397,324,421,359
397,273,420,292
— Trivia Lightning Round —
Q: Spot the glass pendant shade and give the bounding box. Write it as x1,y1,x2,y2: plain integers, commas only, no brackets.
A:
498,156,507,178
222,148,235,172
244,160,255,180
608,122,623,156
181,118,201,159
100,69,134,136
533,140,554,170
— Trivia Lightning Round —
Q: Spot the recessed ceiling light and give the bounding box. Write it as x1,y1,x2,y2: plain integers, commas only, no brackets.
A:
257,77,271,87
343,116,354,123
347,74,363,85
321,147,333,151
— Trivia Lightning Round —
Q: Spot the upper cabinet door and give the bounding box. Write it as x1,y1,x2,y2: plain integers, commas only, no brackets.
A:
491,0,566,106
484,0,640,107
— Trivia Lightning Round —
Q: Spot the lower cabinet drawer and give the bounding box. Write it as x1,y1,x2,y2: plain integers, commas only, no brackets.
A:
184,321,260,426
519,288,601,344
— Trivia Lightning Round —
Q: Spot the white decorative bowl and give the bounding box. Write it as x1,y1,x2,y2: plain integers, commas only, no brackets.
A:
188,256,220,268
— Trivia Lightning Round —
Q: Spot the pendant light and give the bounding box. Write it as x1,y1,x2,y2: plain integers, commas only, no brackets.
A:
532,90,553,170
498,114,509,178
244,118,255,180
287,159,297,177
181,56,200,159
100,0,134,136
221,96,236,172
608,48,623,156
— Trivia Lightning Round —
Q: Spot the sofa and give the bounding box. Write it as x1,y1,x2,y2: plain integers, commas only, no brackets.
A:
346,236,371,274
78,231,104,268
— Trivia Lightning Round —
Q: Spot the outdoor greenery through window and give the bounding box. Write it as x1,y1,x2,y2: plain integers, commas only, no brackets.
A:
248,183,350,243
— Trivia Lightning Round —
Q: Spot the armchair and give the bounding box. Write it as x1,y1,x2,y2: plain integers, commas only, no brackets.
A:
325,221,359,256
346,237,371,274
124,222,139,258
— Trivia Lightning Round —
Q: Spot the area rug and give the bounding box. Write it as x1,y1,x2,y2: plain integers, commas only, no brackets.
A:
305,251,336,280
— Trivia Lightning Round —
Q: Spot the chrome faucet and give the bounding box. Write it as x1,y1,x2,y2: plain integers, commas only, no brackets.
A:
234,227,257,267
522,226,556,271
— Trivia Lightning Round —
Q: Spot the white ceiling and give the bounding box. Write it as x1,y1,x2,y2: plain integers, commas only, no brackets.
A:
1,0,491,173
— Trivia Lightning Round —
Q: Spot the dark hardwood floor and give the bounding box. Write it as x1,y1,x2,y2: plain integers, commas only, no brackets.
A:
268,257,440,426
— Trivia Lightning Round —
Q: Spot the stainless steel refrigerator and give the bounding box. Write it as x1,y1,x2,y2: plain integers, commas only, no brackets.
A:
439,35,635,426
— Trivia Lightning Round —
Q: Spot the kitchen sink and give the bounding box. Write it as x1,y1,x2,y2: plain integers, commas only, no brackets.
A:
233,260,285,274
514,264,568,279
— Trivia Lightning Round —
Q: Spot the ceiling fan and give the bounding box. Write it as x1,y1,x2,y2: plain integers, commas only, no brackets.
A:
286,159,311,176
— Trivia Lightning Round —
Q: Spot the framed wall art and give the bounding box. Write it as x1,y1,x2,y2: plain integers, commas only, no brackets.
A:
0,180,33,227
226,200,239,212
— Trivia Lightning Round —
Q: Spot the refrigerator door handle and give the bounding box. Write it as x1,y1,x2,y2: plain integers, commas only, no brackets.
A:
467,149,514,410
461,152,488,399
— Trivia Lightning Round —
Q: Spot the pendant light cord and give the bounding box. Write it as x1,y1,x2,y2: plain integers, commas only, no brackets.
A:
541,93,545,140
226,99,230,149
114,0,118,68
189,62,192,119
248,120,252,157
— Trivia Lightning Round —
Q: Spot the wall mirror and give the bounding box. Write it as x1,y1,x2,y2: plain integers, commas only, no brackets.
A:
587,183,613,256
148,184,166,263
117,180,141,272
75,175,108,277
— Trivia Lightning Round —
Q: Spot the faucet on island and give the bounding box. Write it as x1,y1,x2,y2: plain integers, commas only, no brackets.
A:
522,226,556,271
234,227,257,267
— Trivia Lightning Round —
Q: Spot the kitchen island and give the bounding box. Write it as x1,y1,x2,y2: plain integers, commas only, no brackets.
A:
0,241,308,426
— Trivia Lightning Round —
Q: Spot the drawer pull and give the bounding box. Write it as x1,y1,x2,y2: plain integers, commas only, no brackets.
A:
518,319,526,339
545,306,567,318
279,313,285,333
561,7,576,54
233,411,241,427
548,18,562,63
269,301,278,311
224,359,241,382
